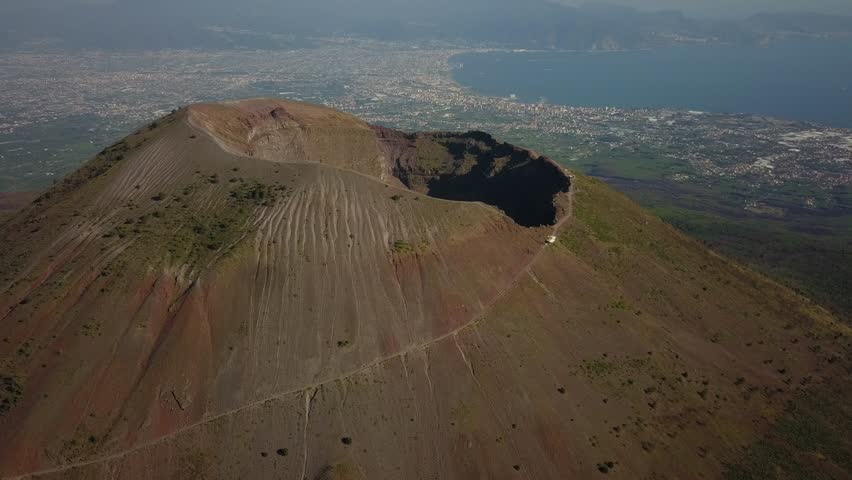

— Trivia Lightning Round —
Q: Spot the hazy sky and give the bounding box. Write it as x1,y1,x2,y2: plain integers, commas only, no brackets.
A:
3,0,851,51
9,0,852,18
558,0,852,18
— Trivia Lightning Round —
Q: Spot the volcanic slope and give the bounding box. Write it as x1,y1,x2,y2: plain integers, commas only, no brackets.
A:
0,99,850,480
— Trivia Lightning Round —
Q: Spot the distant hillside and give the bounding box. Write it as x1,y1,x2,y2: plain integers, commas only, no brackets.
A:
0,99,850,479
745,12,852,33
1,0,849,50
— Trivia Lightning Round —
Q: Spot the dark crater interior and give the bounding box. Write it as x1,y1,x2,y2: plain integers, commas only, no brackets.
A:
374,128,571,227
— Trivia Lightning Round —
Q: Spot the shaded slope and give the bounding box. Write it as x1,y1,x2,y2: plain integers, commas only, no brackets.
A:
188,99,395,182
0,100,849,480
374,128,571,227
0,192,38,224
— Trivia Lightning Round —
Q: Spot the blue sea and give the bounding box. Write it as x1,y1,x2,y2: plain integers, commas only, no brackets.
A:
451,38,852,128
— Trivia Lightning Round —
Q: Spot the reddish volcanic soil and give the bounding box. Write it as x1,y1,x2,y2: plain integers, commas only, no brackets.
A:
0,99,849,480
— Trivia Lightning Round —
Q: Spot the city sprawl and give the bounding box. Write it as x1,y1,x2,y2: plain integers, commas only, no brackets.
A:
1,39,850,200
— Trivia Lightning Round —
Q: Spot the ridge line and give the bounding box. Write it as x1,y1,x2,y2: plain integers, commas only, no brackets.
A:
185,113,558,219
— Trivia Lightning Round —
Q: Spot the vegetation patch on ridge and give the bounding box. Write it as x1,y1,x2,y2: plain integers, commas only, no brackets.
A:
0,363,25,417
32,112,179,210
390,239,430,256
110,177,287,272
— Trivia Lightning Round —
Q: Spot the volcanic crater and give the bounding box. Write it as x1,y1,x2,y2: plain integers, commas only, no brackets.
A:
189,99,572,228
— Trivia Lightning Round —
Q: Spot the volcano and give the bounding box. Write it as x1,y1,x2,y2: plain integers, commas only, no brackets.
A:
0,99,849,480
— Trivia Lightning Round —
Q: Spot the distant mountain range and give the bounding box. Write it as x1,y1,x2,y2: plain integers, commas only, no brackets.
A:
1,0,851,50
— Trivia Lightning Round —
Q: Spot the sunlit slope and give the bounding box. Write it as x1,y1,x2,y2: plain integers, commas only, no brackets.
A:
188,99,396,182
0,100,849,480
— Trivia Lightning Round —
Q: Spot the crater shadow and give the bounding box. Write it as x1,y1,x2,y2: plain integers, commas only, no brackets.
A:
377,129,570,227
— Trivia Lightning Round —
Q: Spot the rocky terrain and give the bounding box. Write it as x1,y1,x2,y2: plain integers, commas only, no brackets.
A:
0,99,849,479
